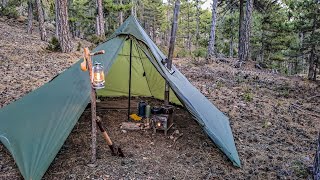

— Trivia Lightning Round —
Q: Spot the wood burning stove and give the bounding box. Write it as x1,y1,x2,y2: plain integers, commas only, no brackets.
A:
152,106,174,135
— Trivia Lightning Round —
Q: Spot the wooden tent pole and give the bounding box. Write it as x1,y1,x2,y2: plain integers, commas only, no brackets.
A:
84,48,97,163
83,48,124,159
128,38,133,121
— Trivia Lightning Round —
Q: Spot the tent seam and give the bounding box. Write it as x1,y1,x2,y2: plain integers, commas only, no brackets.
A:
133,39,154,98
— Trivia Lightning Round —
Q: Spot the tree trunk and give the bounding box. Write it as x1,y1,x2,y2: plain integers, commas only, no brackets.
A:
229,11,234,58
238,0,244,61
55,0,59,37
1,0,8,7
167,0,180,68
187,1,191,52
260,29,265,63
229,36,234,58
119,0,123,24
299,32,304,72
206,0,218,61
96,0,105,37
27,0,33,34
131,0,136,17
239,0,253,62
153,15,156,41
244,0,253,61
313,57,318,80
195,0,200,53
166,0,172,46
35,0,46,41
308,12,317,80
76,21,81,38
308,44,316,80
96,16,100,35
164,0,180,106
56,0,72,53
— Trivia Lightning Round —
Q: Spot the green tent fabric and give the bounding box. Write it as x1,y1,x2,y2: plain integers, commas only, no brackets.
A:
0,16,240,180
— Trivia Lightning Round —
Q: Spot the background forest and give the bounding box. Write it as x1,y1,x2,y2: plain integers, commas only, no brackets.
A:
0,0,320,179
0,0,319,80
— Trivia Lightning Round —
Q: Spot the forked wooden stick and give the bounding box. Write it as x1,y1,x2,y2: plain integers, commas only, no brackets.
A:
83,48,124,161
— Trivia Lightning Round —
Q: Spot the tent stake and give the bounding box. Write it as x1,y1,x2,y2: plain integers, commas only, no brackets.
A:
128,39,133,121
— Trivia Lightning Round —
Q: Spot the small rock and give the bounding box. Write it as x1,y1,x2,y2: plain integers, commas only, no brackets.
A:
87,163,96,168
121,161,126,166
169,135,174,139
174,130,180,134
68,174,76,179
121,130,127,133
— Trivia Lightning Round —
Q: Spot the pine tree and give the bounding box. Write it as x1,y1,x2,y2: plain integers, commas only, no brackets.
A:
56,0,72,52
206,0,218,61
119,0,123,24
239,0,253,62
27,0,33,34
35,0,47,41
287,0,319,80
96,0,105,37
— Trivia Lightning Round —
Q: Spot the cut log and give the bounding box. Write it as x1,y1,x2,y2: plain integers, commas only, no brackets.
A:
120,122,143,130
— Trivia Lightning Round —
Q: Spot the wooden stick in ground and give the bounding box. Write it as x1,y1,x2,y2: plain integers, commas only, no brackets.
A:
84,47,97,164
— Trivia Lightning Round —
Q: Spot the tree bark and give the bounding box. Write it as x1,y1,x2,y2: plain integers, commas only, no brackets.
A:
308,42,316,80
76,21,81,38
1,0,8,7
167,0,180,69
96,16,100,36
187,1,191,52
55,0,59,37
206,0,218,61
244,0,254,61
238,0,244,61
260,29,265,63
56,0,72,52
27,0,33,34
308,11,318,80
229,10,234,58
195,0,200,53
35,0,46,41
153,15,156,41
131,0,136,17
166,0,172,46
164,0,180,106
313,57,318,80
96,0,105,37
119,0,123,24
239,0,253,62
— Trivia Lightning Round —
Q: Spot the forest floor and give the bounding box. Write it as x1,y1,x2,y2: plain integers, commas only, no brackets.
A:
0,16,320,179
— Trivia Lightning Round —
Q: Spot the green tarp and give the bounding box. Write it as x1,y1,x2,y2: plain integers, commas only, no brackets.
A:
0,16,240,180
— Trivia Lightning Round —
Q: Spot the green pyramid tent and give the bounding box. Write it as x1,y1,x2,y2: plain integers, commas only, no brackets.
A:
0,16,240,180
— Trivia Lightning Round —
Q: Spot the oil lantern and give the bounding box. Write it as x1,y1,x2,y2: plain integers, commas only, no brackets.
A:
92,62,105,89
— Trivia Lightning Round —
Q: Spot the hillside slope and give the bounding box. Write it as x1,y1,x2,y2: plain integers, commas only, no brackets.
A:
0,16,92,108
0,17,319,179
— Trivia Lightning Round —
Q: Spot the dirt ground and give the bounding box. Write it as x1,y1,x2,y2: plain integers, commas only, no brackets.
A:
0,16,92,108
1,17,320,179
